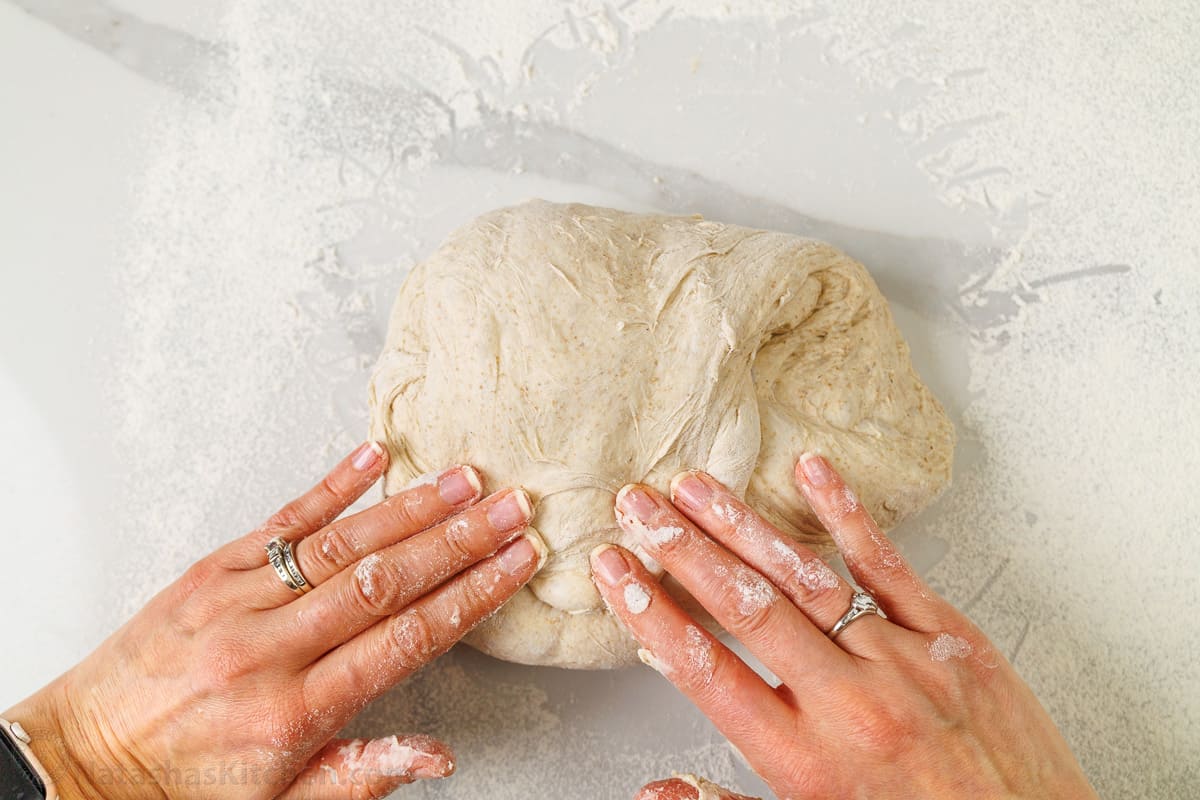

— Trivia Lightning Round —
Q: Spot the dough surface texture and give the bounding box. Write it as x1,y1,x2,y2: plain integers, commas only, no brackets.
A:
368,200,954,668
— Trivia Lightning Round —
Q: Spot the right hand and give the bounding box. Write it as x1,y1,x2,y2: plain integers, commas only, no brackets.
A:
593,455,1097,800
5,441,546,799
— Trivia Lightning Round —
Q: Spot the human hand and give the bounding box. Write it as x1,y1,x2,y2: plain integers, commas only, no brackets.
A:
5,441,546,799
593,454,1098,800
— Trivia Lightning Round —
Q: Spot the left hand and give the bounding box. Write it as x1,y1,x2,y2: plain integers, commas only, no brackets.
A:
5,441,545,799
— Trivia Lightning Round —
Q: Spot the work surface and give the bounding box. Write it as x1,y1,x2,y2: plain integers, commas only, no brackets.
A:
1,2,1197,797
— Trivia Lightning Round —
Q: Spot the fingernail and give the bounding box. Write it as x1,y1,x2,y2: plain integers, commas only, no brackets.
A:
524,529,549,571
487,489,532,532
408,755,455,781
590,544,631,586
799,452,834,488
438,466,481,505
352,441,385,471
498,535,536,575
615,485,659,523
670,471,713,510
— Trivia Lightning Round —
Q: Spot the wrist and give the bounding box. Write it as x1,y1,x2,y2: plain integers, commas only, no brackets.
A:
5,688,112,800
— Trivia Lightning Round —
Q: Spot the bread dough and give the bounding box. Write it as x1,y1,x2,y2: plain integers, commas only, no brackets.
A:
368,200,954,668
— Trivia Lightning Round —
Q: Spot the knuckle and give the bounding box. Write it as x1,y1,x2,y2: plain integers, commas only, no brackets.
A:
310,524,359,573
669,627,721,697
462,566,508,607
176,556,219,599
352,554,405,614
384,492,426,532
197,635,259,687
854,704,920,758
439,517,483,564
389,611,439,672
707,566,779,638
727,597,780,643
318,472,347,503
307,657,372,713
783,556,842,600
265,502,305,532
684,648,741,707
263,714,311,754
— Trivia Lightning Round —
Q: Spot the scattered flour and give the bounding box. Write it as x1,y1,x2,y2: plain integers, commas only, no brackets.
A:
337,735,443,781
684,626,716,681
355,553,384,601
712,501,761,542
714,563,775,616
928,633,974,662
624,582,651,614
320,533,340,559
646,524,683,545
390,614,429,661
833,485,860,518
94,0,1200,795
372,736,426,778
713,502,745,525
730,567,774,616
771,539,840,592
616,507,682,547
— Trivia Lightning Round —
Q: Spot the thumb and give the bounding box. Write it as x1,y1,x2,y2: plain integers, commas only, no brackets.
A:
635,774,760,800
277,735,454,800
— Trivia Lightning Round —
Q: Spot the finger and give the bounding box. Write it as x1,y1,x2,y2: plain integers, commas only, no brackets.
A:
589,544,794,767
280,489,533,661
635,776,760,800
669,469,855,633
304,532,546,709
218,441,388,569
278,735,454,800
243,464,485,609
613,484,848,684
294,464,484,586
795,452,948,632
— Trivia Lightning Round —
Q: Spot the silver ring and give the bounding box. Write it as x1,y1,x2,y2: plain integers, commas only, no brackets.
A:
266,536,312,596
828,591,882,639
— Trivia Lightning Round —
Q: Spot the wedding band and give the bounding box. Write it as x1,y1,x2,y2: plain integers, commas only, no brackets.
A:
828,591,882,639
266,536,312,595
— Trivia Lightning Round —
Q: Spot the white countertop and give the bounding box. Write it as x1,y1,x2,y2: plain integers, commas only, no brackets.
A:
2,1,1197,797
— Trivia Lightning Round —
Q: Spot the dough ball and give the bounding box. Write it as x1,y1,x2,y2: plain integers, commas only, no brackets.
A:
368,200,954,668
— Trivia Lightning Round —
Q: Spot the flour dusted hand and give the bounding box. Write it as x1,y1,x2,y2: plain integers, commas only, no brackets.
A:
4,443,546,799
595,456,1098,800
369,200,954,668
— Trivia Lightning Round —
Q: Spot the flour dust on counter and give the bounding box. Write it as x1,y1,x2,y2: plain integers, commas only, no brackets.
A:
91,1,1200,797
